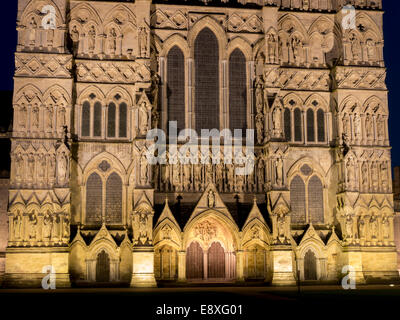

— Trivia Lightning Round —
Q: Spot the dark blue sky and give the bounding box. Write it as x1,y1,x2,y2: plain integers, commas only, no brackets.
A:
0,1,399,167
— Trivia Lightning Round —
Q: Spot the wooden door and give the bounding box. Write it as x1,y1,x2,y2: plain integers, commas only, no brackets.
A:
96,250,110,282
304,250,317,280
208,242,225,279
186,242,204,279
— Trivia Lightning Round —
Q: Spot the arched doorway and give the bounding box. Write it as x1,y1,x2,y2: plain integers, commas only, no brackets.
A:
208,242,225,279
304,250,317,280
186,242,204,279
96,250,110,282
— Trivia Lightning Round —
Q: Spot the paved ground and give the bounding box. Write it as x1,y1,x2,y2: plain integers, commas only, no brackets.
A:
1,285,399,318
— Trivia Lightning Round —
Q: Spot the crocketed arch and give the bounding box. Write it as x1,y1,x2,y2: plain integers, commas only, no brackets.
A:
167,45,185,133
20,0,65,26
229,48,247,133
69,2,103,31
194,28,219,131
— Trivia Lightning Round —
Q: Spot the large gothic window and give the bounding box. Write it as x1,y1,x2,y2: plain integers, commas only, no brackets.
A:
195,28,219,131
105,173,122,224
86,172,103,224
229,48,247,133
290,175,306,223
284,108,291,141
167,46,185,133
294,108,302,142
307,109,315,142
308,175,324,224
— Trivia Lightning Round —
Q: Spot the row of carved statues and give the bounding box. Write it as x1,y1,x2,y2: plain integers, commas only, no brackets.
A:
8,210,70,246
344,158,390,193
340,212,394,245
11,148,70,187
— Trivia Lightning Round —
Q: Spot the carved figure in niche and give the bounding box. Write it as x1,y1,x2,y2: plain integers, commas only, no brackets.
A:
342,114,350,137
358,217,366,239
345,215,353,240
290,36,302,64
162,224,171,240
236,172,244,192
255,76,264,115
257,158,265,191
382,216,390,240
366,39,376,62
216,163,224,190
381,162,388,189
52,215,59,240
361,162,369,189
162,164,170,187
377,116,385,139
275,157,283,186
272,106,282,135
194,164,202,187
57,152,69,185
58,107,66,128
371,161,378,190
28,17,37,47
88,26,96,53
38,155,46,181
46,106,53,129
151,109,159,129
15,152,24,181
27,153,35,180
255,114,264,144
63,216,70,238
227,165,234,192
32,105,39,128
29,213,38,240
205,164,213,184
183,164,191,190
267,33,277,63
365,114,373,139
140,154,148,185
194,221,217,242
277,214,286,239
43,212,53,240
350,33,361,61
49,154,56,180
13,211,22,240
346,158,356,189
138,24,148,57
370,215,379,239
107,28,117,54
353,114,362,139
153,165,160,188
70,25,80,54
172,163,181,188
208,190,215,208
139,101,149,135
139,213,149,241
19,106,27,129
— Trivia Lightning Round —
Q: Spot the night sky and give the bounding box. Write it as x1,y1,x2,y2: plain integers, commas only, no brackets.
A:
0,1,399,167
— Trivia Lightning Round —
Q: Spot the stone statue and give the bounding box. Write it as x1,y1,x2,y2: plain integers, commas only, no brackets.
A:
255,76,264,115
216,163,224,190
139,213,149,242
57,152,69,185
272,106,282,134
43,212,53,240
162,164,170,188
52,215,59,240
275,157,283,186
29,213,38,240
28,17,37,47
15,153,24,181
194,164,202,188
70,25,80,54
346,159,356,189
183,164,191,190
371,162,378,190
47,106,53,129
353,114,361,139
382,217,390,240
32,106,39,128
377,117,385,139
370,215,378,239
290,36,302,64
19,106,27,128
139,101,149,135
277,214,286,239
366,39,376,62
63,216,70,238
208,190,215,208
365,114,373,139
107,28,117,54
27,153,35,180
350,34,361,61
140,154,148,185
361,162,369,189
358,217,366,239
139,25,148,57
88,26,96,53
345,215,353,240
13,211,22,240
342,114,350,137
267,33,277,64
257,158,265,191
255,114,264,144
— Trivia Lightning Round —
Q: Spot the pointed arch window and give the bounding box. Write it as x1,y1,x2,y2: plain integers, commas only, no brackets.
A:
106,98,128,139
317,109,325,142
93,102,102,137
86,172,103,225
229,48,247,133
307,109,315,142
290,171,325,225
107,102,116,138
284,108,291,141
82,101,91,137
167,45,185,133
105,172,123,224
294,108,302,142
195,28,219,131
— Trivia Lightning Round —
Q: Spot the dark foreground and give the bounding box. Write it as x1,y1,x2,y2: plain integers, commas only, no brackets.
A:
0,285,399,318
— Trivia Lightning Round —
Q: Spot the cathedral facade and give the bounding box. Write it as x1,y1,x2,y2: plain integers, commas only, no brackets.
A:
4,0,399,287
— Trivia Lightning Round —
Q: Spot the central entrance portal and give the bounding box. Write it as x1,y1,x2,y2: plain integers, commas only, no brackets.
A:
186,241,234,281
